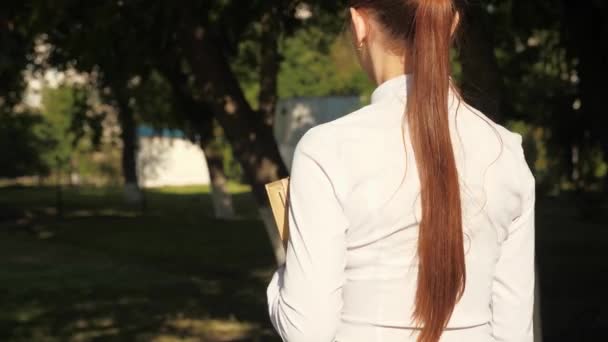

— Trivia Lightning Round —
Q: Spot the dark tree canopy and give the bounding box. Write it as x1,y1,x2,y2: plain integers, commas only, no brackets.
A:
0,0,607,192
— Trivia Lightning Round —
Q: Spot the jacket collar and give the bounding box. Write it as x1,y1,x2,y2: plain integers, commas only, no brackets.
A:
370,73,459,111
370,73,411,104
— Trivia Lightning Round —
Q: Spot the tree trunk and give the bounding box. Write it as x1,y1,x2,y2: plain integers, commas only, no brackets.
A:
258,8,281,126
115,89,142,204
55,168,63,218
201,137,236,220
257,7,288,262
180,25,288,264
161,63,238,220
458,4,504,123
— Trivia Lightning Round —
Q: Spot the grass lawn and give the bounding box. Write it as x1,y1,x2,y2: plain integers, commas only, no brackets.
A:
0,185,606,341
0,185,279,342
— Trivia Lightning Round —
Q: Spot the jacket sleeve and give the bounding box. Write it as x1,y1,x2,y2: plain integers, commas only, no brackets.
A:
490,136,536,342
267,129,349,342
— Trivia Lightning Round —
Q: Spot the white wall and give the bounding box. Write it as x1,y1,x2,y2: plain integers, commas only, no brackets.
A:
137,137,210,188
136,96,360,188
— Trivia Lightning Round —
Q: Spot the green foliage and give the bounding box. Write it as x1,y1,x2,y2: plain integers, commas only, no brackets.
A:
221,139,244,182
32,84,114,185
205,121,244,183
507,120,559,192
278,21,374,100
0,111,49,178
37,85,91,173
231,5,374,105
487,0,607,191
232,37,262,108
0,0,606,191
133,71,176,127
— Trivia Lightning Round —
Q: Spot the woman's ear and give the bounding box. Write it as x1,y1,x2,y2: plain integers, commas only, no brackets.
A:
349,7,368,47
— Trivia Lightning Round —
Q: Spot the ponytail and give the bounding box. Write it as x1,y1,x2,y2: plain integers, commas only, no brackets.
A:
407,1,465,341
347,1,465,341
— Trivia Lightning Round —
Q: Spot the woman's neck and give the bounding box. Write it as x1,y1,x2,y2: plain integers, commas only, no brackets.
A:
370,50,412,86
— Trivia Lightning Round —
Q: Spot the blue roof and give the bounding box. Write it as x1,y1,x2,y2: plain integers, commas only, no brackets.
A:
137,125,185,138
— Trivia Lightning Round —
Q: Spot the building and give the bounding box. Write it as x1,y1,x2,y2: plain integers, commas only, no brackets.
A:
274,96,361,170
136,126,210,188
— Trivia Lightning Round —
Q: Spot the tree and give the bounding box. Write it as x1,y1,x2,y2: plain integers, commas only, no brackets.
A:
21,0,357,262
0,111,48,178
174,1,357,262
35,0,162,203
15,0,607,262
458,0,504,122
489,0,607,191
37,84,92,215
160,65,239,219
171,1,298,262
278,20,373,99
39,86,90,174
0,2,45,178
560,0,608,191
0,1,33,107
134,65,240,219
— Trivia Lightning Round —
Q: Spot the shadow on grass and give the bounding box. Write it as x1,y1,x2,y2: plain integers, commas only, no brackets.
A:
0,235,278,341
0,185,280,341
1,186,607,341
534,194,608,342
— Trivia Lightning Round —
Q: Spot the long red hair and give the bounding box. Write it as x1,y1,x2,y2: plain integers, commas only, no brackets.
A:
348,1,465,341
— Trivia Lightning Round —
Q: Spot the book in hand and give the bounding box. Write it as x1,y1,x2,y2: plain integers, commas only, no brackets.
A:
264,177,290,249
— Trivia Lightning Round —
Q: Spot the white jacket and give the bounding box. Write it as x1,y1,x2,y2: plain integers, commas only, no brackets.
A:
267,74,535,342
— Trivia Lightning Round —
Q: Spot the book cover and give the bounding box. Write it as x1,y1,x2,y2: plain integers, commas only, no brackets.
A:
264,177,290,249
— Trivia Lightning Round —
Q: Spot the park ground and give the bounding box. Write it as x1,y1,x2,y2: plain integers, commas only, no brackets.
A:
0,185,606,341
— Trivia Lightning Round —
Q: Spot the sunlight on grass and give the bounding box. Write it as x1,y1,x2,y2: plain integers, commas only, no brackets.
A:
71,327,120,342
151,317,258,342
68,209,139,218
225,183,252,194
150,185,211,194
67,316,119,341
1,185,606,341
72,317,115,329
12,303,46,323
150,182,251,195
